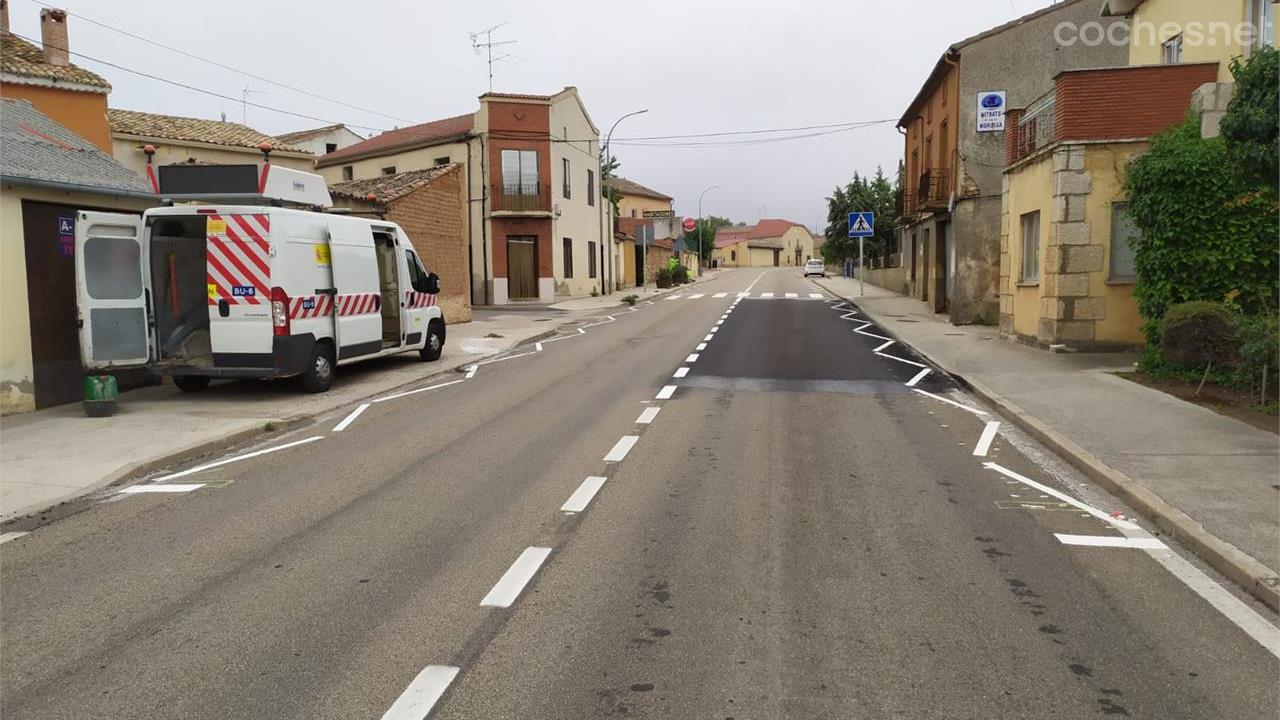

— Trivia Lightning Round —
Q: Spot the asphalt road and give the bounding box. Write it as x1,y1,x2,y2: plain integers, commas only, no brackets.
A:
2,268,1276,719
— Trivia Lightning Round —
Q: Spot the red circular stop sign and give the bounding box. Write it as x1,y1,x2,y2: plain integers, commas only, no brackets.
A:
682,217,696,232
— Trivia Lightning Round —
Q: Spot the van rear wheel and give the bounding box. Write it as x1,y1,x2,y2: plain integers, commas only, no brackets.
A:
420,321,444,362
173,375,210,393
301,343,335,393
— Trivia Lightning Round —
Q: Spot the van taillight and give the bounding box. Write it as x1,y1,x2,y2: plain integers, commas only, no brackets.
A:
271,287,290,336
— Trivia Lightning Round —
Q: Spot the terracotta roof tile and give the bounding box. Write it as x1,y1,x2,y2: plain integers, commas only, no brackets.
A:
746,218,801,240
713,225,752,248
107,109,311,154
329,164,460,203
318,113,474,166
605,176,673,202
1,31,109,91
273,124,348,144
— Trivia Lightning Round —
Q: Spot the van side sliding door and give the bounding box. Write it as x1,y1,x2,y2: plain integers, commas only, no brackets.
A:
326,218,382,361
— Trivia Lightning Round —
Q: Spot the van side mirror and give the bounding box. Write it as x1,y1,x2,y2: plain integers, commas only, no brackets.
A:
424,273,440,295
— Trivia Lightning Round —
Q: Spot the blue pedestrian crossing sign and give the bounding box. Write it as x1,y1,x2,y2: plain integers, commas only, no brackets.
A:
848,212,875,238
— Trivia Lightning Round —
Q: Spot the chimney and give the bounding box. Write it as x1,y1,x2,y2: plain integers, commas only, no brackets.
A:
1,1,10,34
40,8,69,66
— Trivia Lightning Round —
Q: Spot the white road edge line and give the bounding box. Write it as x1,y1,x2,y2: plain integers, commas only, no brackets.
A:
150,435,325,482
332,403,370,432
912,388,988,416
121,483,206,494
1055,534,1167,549
673,367,690,378
374,378,467,403
785,292,798,298
983,462,1139,530
973,421,1000,457
464,365,478,379
876,352,926,368
761,292,775,298
906,367,932,387
0,531,29,544
636,406,661,424
656,385,677,400
703,334,714,342
481,546,553,607
809,293,823,298
561,476,608,513
380,665,460,720
604,435,640,463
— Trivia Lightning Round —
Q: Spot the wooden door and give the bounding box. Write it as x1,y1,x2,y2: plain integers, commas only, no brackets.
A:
506,236,538,299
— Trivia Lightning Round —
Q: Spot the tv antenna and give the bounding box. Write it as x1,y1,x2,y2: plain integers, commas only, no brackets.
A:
470,23,517,93
241,83,266,125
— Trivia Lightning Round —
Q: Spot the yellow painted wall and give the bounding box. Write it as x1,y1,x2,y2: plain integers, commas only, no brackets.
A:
1003,153,1052,341
778,226,817,265
619,238,636,288
749,247,777,267
713,241,745,267
111,137,313,178
550,95,603,298
1129,0,1277,82
0,185,154,415
617,193,672,220
1,84,111,151
1082,143,1147,345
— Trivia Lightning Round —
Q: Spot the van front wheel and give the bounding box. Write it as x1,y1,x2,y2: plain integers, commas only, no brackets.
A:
301,343,335,393
173,375,210,393
420,322,444,362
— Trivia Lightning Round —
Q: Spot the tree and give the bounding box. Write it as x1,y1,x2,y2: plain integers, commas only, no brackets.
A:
599,146,622,212
682,216,733,262
1220,45,1278,189
821,167,899,265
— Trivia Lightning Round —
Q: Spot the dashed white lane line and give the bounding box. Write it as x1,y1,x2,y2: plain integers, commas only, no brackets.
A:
703,334,714,342
785,292,799,298
688,293,705,299
686,354,700,363
673,367,690,378
561,476,608,513
665,294,684,301
906,367,932,387
760,292,775,298
481,547,553,608
604,435,640,463
656,385,677,400
713,292,728,298
464,365,478,379
983,462,1139,531
332,403,370,432
737,292,749,298
972,421,1001,457
1055,534,1168,550
696,343,707,351
374,379,467,403
873,339,895,353
0,531,29,545
121,483,206,494
380,665,460,720
715,320,724,326
809,293,824,299
710,327,719,334
149,435,325,482
912,388,988,416
636,406,661,424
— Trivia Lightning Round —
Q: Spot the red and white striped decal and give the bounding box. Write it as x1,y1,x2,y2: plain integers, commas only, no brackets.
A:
336,293,380,316
290,294,333,320
206,213,271,306
405,291,438,309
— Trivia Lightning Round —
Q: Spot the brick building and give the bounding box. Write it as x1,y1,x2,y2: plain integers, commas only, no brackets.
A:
1000,62,1219,349
329,164,471,324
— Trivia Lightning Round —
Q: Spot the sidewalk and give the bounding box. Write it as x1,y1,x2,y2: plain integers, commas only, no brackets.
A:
817,275,1280,609
0,309,564,522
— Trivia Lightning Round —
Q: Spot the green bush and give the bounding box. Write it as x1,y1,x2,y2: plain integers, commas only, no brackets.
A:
1220,45,1278,187
1124,115,1279,346
655,267,673,289
1159,301,1238,371
672,264,690,284
621,294,639,306
1234,312,1279,401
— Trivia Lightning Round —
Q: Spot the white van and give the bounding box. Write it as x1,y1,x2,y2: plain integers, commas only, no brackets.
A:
74,165,446,393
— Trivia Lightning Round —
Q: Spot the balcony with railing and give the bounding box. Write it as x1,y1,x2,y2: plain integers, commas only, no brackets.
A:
491,182,551,214
916,168,952,211
1006,90,1056,166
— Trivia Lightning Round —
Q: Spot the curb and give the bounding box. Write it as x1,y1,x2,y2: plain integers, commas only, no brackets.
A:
817,279,1280,612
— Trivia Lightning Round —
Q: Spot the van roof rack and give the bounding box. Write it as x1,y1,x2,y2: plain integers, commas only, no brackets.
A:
156,164,332,208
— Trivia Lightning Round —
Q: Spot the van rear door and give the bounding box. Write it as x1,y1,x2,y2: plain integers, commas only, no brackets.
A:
74,211,152,369
326,218,382,360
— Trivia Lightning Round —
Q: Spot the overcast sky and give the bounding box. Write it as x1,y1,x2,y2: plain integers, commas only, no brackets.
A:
9,0,1043,231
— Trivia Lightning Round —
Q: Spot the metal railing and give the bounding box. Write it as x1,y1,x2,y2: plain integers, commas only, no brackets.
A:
492,182,549,213
916,168,952,210
1014,91,1056,163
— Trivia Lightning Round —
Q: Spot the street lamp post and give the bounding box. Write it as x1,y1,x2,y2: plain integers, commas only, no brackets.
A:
697,185,719,277
601,109,648,293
